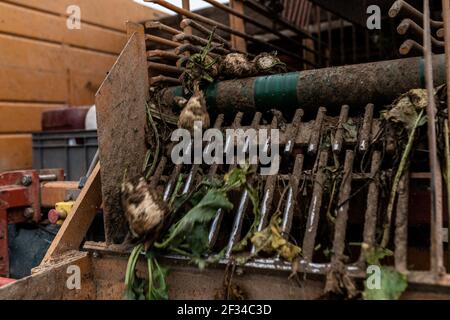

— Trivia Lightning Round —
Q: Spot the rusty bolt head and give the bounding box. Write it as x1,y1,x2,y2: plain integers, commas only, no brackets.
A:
21,175,32,186
24,207,34,219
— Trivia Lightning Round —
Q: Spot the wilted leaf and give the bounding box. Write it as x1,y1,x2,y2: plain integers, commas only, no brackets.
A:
250,214,301,262
363,266,408,300
382,89,428,131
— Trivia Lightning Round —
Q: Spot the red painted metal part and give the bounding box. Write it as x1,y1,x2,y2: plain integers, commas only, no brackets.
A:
0,277,15,287
0,205,7,277
0,169,64,277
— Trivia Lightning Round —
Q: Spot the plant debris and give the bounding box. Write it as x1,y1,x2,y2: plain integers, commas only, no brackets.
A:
361,244,408,300
250,213,301,262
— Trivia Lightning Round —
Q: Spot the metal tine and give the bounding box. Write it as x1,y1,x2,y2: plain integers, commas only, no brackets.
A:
146,34,180,48
357,151,381,265
147,49,180,60
145,21,182,35
397,19,445,48
145,0,311,64
395,171,409,273
208,112,245,247
223,115,276,258
424,0,444,274
148,61,183,75
173,34,230,55
250,169,278,254
307,107,326,155
224,112,245,159
182,114,225,195
389,0,444,29
280,154,305,235
332,105,349,154
330,150,354,262
149,156,168,189
302,150,329,262
161,113,200,202
244,112,262,155
180,19,232,49
284,109,304,155
163,162,183,202
150,75,181,86
359,103,374,153
399,39,425,55
175,43,221,57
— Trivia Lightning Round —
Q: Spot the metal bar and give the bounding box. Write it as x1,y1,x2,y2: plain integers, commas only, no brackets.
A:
149,157,168,189
443,0,450,127
148,61,183,75
150,75,181,86
161,54,447,114
284,109,304,155
307,107,326,155
394,171,409,273
280,154,304,235
145,0,308,62
399,39,424,55
332,105,349,154
243,0,323,45
180,19,232,49
250,173,277,254
389,0,443,29
424,0,444,274
183,114,225,195
146,34,180,48
316,6,323,67
147,49,180,60
339,18,345,65
359,103,374,152
397,18,445,48
175,43,221,57
331,150,354,262
223,114,267,257
203,0,323,59
145,21,182,35
352,24,357,63
163,163,183,202
208,112,244,247
327,11,332,67
358,151,381,265
302,150,328,262
173,33,230,54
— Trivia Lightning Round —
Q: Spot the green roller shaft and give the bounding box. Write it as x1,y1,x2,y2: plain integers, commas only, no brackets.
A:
161,54,446,114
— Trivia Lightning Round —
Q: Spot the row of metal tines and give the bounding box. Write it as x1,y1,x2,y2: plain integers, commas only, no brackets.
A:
143,0,331,86
390,0,445,56
146,104,415,275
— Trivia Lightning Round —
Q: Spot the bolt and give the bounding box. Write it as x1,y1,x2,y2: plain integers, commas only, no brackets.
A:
21,175,32,186
24,207,34,219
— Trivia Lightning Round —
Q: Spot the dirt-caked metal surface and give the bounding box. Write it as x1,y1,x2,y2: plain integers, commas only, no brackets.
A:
96,31,149,244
